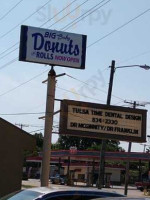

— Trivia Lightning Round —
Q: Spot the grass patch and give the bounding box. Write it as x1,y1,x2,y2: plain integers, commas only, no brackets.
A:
22,184,35,189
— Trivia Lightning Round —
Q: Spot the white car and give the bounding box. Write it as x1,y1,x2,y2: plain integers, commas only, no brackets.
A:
1,187,125,200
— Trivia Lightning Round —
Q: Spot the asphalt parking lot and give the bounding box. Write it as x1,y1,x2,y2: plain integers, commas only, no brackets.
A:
22,179,149,198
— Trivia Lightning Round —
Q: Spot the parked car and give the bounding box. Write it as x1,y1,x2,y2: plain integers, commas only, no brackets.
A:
135,180,150,191
50,174,66,185
1,187,125,200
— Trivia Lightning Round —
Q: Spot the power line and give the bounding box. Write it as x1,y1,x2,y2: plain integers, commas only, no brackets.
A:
16,123,44,128
0,0,86,58
0,73,106,103
28,129,60,134
0,57,17,70
0,47,18,60
0,112,45,116
112,100,125,106
0,42,18,57
29,128,44,133
116,50,150,66
0,0,24,21
0,0,53,40
47,0,90,29
0,0,98,65
40,0,78,27
62,0,111,31
28,125,44,128
1,6,150,65
0,69,49,97
56,86,106,103
0,0,78,59
66,73,124,101
0,63,130,103
87,7,150,48
0,6,150,99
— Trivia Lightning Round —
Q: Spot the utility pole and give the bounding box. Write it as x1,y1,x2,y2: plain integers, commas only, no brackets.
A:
15,123,29,130
97,61,150,190
98,60,115,189
41,66,56,187
124,101,144,195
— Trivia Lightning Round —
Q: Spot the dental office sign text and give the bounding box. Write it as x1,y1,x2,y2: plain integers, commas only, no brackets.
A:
59,100,147,142
19,25,87,69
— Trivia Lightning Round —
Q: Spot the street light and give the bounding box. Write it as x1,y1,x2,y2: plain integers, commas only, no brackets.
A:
116,64,150,70
98,60,150,192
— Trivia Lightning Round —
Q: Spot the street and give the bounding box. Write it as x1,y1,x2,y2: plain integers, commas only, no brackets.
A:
22,179,148,198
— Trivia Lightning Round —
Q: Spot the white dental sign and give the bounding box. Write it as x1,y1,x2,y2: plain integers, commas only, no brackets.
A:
59,100,147,142
19,25,87,69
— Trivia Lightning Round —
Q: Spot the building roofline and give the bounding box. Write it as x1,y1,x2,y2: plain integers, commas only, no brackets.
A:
0,117,35,138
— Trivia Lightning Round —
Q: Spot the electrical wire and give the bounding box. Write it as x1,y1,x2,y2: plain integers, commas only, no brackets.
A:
112,100,125,106
0,112,45,116
0,64,134,103
40,0,78,28
56,86,106,103
0,0,53,40
29,126,58,133
0,57,17,70
87,8,150,48
0,42,18,56
0,0,87,58
26,124,44,128
0,69,49,97
65,74,124,101
0,47,18,60
116,50,150,66
1,6,150,66
0,0,24,21
0,0,108,66
0,0,78,59
47,0,90,29
62,0,110,31
0,5,150,103
29,128,44,133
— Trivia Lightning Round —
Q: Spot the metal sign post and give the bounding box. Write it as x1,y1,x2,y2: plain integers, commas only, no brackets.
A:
41,66,56,187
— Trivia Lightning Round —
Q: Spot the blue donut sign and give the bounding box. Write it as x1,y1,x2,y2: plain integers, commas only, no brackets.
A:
19,25,87,69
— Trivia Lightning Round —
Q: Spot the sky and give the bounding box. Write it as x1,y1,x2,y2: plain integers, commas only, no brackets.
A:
0,0,150,152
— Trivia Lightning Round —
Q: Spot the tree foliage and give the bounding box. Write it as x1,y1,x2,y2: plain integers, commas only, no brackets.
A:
56,135,101,150
33,132,43,151
56,135,124,151
32,133,125,152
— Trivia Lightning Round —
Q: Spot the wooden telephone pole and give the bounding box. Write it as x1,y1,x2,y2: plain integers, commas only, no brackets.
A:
124,100,146,195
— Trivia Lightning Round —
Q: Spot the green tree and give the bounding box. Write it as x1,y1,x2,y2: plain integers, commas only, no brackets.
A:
33,132,43,152
57,135,101,150
56,135,124,151
106,140,125,152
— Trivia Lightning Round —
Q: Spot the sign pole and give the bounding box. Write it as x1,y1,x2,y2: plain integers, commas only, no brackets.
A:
41,66,56,187
98,60,115,189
